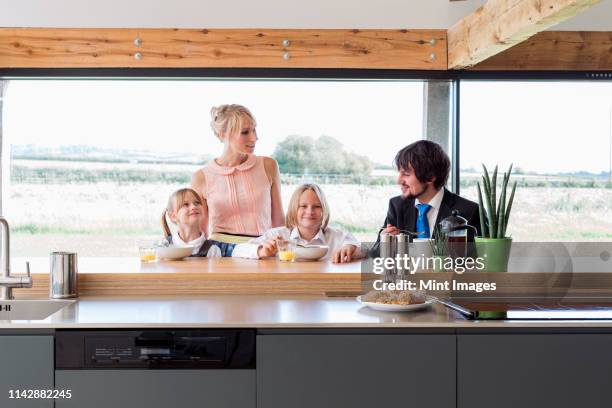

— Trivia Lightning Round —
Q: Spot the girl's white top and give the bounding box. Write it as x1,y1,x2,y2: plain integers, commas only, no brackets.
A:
232,226,362,260
172,232,221,257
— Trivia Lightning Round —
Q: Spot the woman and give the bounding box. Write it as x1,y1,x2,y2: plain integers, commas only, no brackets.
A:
191,104,284,243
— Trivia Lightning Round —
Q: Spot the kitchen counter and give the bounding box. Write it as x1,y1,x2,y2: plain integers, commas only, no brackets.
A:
3,295,612,329
13,256,612,298
13,257,363,297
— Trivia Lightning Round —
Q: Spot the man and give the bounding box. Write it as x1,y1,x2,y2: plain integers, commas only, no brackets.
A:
377,140,481,248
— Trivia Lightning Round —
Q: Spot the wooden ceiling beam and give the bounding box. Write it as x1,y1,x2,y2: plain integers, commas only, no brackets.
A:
471,30,612,70
0,28,446,70
448,0,602,69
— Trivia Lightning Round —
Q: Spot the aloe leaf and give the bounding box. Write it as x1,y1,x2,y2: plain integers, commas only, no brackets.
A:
482,166,491,198
498,170,510,236
482,165,497,237
476,182,488,238
481,166,493,235
504,181,517,235
491,165,498,234
497,174,507,238
482,174,495,238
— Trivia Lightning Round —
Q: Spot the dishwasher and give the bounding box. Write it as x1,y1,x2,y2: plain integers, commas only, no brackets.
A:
54,329,255,408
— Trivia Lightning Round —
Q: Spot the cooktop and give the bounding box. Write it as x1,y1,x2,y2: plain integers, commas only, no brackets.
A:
438,297,612,320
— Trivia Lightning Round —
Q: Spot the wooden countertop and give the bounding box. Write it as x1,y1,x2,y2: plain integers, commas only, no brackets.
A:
11,257,612,298
13,257,364,297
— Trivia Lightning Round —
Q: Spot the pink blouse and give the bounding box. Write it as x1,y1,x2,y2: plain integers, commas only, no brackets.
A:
201,155,272,236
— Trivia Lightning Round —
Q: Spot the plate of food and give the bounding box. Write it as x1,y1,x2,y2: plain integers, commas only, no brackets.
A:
357,290,436,312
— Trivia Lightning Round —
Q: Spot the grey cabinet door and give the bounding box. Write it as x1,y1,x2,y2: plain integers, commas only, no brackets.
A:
0,335,54,408
55,370,255,408
257,334,456,408
458,334,612,408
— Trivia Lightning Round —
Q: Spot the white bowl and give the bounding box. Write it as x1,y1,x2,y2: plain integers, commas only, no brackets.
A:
156,246,194,260
294,245,328,261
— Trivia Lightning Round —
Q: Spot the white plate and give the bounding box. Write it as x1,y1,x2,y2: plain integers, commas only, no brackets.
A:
356,296,436,312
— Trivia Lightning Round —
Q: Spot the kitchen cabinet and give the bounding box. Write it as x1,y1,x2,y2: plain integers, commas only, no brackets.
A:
257,333,456,408
458,334,612,408
0,335,54,408
55,370,255,408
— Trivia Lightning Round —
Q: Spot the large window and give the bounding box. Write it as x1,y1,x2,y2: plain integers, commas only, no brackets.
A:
460,81,612,241
2,78,448,256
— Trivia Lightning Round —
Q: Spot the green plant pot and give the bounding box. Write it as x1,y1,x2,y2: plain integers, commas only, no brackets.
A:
475,237,512,272
432,255,446,272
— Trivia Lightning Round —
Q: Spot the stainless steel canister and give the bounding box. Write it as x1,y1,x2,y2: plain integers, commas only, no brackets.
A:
379,232,396,282
49,252,78,299
396,233,408,278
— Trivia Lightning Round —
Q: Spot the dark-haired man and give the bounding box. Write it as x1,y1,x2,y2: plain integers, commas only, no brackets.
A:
379,140,481,242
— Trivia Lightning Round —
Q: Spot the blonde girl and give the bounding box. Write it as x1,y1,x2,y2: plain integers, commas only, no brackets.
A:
162,188,234,257
232,184,362,263
191,104,284,244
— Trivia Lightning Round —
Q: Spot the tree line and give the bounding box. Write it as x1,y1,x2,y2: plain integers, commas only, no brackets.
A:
272,135,373,175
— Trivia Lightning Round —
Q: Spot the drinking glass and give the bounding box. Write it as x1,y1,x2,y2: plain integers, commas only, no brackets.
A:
138,240,157,263
277,239,296,262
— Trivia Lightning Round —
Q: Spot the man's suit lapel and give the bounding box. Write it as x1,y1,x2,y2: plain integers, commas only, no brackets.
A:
434,188,456,228
404,199,417,233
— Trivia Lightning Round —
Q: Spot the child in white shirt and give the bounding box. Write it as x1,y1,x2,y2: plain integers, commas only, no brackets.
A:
162,188,234,257
232,184,362,263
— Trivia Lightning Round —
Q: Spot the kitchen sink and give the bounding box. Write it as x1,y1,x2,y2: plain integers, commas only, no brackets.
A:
0,299,76,320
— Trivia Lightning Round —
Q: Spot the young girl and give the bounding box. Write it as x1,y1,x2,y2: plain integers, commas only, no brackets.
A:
232,184,362,263
162,188,235,257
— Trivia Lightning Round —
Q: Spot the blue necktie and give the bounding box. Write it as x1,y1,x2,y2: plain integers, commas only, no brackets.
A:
416,204,432,238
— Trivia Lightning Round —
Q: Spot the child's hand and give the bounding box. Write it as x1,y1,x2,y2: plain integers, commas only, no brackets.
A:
257,236,281,258
332,245,357,264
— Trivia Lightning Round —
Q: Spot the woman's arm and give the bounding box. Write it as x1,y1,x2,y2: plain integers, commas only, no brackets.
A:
191,170,210,236
263,157,285,227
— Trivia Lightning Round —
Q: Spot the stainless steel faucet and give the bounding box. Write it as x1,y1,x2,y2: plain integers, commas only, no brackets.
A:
0,217,32,300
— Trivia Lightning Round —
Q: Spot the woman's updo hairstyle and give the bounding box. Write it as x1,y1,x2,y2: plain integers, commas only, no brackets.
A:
210,104,256,141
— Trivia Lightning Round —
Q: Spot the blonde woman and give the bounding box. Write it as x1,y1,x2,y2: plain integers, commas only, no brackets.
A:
191,104,284,243
232,184,363,263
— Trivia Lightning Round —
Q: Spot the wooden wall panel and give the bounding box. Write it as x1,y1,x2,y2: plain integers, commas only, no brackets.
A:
471,31,612,71
0,28,446,70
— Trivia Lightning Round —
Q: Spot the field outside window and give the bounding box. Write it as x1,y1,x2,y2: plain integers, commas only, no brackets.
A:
2,79,426,257
460,81,612,242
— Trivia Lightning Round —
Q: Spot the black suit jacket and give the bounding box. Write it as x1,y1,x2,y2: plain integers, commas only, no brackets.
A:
370,188,481,256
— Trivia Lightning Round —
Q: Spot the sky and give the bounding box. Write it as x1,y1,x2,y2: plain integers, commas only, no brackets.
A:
3,79,612,174
3,80,423,167
461,81,612,174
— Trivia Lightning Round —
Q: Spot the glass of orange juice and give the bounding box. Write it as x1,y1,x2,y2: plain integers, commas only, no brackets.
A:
277,239,296,262
138,241,157,263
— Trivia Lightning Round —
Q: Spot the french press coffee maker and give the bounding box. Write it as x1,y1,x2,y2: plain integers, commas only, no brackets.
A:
438,210,478,259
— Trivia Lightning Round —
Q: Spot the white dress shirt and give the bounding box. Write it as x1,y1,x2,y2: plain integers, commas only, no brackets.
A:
171,232,221,257
415,188,445,238
232,226,362,261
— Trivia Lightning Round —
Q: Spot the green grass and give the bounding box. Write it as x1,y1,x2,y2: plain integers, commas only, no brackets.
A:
329,221,375,234
548,231,612,240
13,224,158,235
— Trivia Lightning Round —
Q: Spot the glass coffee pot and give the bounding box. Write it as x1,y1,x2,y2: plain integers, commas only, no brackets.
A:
438,210,478,258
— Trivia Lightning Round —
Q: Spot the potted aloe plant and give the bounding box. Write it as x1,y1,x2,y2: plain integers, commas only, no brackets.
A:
429,225,449,272
475,164,517,272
